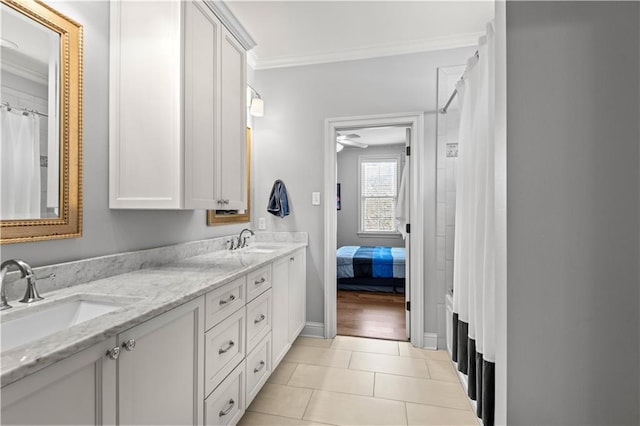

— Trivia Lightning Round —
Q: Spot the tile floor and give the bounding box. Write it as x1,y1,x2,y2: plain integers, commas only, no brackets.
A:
238,336,479,426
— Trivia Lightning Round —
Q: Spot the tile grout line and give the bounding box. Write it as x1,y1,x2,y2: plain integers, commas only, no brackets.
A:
300,388,315,422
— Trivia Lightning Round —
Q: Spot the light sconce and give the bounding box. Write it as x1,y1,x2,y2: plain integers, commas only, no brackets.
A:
248,85,264,117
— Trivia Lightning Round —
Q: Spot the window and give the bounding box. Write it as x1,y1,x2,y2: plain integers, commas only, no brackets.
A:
358,155,400,235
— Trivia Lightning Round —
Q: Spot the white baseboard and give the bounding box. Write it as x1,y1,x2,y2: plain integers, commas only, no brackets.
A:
301,322,324,338
423,332,439,350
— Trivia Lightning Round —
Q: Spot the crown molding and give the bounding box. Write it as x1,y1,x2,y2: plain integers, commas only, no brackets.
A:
253,32,484,70
204,0,256,50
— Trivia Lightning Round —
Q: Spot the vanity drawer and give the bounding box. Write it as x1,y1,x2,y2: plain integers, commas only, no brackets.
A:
204,360,245,426
245,333,272,406
205,308,245,397
246,265,271,301
246,289,272,352
205,276,246,330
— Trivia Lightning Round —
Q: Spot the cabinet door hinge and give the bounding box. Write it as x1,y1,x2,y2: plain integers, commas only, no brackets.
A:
406,223,410,234
406,146,411,156
406,301,411,311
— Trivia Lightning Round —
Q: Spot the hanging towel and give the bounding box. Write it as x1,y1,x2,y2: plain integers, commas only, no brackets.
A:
267,179,290,218
395,162,408,239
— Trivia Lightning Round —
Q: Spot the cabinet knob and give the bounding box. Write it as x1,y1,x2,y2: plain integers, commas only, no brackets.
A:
106,346,120,360
219,294,236,305
254,360,266,373
218,399,235,417
218,340,235,354
122,339,136,352
254,314,266,324
290,257,295,261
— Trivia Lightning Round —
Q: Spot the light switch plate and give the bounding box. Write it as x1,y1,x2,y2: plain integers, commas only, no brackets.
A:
312,192,321,205
258,217,266,230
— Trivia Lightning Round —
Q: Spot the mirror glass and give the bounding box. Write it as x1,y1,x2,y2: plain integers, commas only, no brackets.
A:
1,2,60,220
207,128,251,225
0,0,83,244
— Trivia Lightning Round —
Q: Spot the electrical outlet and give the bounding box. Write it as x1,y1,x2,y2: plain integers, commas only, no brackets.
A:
312,192,321,205
446,143,459,158
258,217,266,230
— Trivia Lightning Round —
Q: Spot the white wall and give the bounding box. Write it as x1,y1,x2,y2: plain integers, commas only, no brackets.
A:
252,47,475,333
336,144,405,248
1,1,251,268
506,2,639,424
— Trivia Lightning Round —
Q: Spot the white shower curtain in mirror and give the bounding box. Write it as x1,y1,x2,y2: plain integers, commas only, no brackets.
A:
1,108,41,219
451,22,496,426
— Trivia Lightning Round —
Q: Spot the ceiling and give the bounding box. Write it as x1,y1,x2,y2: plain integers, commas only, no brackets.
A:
226,1,494,69
338,126,408,149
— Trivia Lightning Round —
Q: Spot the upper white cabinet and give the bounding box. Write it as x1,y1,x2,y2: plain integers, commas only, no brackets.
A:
109,0,254,209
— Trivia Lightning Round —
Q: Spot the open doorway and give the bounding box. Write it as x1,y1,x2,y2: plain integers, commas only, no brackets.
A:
324,112,425,348
335,126,409,341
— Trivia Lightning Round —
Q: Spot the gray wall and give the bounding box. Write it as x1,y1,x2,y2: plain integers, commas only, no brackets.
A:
506,2,639,424
252,47,474,330
1,1,251,268
337,144,406,248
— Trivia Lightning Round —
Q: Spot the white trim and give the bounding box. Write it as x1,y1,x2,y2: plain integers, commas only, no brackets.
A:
300,322,324,338
203,0,256,50
423,333,439,350
254,32,484,70
324,112,424,348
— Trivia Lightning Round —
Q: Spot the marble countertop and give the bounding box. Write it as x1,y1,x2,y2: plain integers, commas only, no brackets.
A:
0,242,306,387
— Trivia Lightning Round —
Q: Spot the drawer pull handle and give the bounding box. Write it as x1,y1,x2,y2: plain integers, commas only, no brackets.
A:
254,360,266,373
219,294,236,305
218,340,235,354
254,277,266,285
219,399,235,417
254,314,266,324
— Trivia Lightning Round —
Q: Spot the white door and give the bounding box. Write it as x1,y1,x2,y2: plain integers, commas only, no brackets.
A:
404,128,411,340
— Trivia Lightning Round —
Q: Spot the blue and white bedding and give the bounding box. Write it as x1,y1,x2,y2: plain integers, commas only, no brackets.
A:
337,246,406,279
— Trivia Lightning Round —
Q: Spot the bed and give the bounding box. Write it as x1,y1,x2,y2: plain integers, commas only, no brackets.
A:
337,246,406,293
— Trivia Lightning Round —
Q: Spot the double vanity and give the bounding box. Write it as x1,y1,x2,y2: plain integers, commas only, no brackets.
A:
0,236,307,425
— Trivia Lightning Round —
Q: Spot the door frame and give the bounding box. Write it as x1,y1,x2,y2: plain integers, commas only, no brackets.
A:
323,112,425,347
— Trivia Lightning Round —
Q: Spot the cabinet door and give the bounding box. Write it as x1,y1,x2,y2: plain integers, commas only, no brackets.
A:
184,0,221,209
288,249,307,341
1,338,117,425
118,297,204,426
271,257,290,368
218,26,247,210
109,0,183,209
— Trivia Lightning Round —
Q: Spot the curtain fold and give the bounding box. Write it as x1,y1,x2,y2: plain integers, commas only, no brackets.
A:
451,21,496,426
1,108,41,219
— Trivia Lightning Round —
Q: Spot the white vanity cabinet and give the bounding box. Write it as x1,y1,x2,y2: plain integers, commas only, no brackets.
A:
1,338,117,425
109,0,252,210
117,297,205,426
272,248,307,368
1,297,204,426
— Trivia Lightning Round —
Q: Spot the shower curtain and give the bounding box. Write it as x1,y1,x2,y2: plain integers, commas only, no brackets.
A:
451,22,496,426
1,108,42,219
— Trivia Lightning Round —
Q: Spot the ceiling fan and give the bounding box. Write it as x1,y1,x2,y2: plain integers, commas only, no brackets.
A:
336,133,368,150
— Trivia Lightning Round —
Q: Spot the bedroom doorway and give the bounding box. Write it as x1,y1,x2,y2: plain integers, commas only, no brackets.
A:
324,112,425,347
335,126,410,341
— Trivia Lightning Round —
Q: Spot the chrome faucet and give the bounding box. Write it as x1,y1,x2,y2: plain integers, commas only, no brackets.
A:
228,228,255,250
0,259,43,310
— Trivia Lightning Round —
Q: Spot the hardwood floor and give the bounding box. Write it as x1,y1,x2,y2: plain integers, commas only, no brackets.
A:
337,290,407,341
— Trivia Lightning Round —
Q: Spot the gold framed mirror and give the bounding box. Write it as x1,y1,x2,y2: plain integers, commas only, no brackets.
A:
207,128,251,225
1,0,83,243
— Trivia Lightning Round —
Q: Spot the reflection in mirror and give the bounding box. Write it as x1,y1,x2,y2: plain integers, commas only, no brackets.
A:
1,2,59,219
207,128,251,225
0,0,83,243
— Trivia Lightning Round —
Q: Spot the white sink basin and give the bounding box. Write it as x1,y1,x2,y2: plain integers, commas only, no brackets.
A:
1,297,128,352
242,244,283,254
